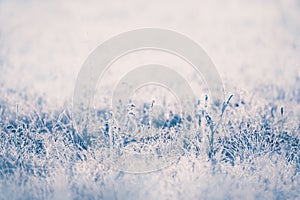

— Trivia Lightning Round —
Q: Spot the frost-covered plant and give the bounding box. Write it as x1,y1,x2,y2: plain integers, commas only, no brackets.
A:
0,78,299,199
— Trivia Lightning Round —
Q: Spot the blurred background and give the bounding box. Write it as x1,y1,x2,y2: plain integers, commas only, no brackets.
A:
0,0,299,107
0,1,299,199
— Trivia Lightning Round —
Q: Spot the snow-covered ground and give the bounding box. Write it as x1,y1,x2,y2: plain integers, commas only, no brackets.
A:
0,0,299,199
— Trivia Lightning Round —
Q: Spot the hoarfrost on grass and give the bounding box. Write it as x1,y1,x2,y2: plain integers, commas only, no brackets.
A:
0,78,299,199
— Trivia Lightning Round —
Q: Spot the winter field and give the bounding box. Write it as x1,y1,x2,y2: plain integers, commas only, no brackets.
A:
0,0,300,199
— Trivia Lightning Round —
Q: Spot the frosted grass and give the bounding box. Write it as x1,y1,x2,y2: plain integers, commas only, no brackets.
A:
0,77,299,199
